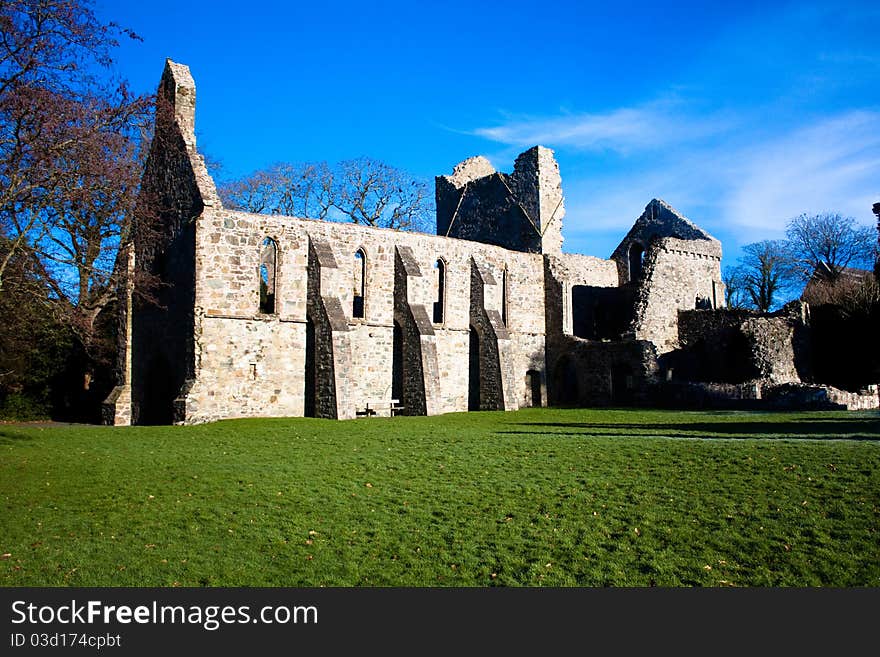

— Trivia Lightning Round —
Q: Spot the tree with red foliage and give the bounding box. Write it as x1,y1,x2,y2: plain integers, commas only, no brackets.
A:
0,1,151,419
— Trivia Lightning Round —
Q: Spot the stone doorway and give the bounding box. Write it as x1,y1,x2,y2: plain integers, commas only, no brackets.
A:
552,356,579,405
525,369,542,407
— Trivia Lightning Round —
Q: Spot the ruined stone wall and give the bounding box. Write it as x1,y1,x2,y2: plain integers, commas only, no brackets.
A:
180,204,549,424
611,199,719,284
675,304,811,385
540,252,625,405
436,146,564,254
631,237,723,355
874,202,880,279
758,383,878,410
102,247,134,425
674,309,760,383
741,316,802,383
548,338,659,406
110,60,221,426
542,253,620,338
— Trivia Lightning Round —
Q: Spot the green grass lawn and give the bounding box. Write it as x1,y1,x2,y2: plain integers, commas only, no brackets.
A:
1,408,878,587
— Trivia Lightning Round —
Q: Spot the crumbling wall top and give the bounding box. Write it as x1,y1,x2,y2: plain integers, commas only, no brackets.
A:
630,198,717,243
442,156,497,188
149,60,220,210
435,146,564,254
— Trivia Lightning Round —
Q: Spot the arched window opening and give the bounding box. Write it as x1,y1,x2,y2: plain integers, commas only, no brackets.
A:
433,259,446,324
628,242,644,283
353,248,366,319
501,265,509,326
259,237,277,314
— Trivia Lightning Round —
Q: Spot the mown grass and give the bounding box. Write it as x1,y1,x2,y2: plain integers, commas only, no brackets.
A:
1,408,878,587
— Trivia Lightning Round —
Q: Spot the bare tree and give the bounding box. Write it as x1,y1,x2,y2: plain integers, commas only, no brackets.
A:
220,157,434,232
735,240,791,312
0,0,150,299
220,161,333,219
332,157,432,232
802,265,879,314
0,0,151,415
721,265,748,309
785,212,876,283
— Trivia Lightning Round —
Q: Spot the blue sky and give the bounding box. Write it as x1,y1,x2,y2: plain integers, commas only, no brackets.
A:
96,0,880,267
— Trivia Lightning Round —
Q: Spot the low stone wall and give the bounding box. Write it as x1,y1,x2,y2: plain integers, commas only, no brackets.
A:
659,381,763,409
661,380,879,411
763,383,880,411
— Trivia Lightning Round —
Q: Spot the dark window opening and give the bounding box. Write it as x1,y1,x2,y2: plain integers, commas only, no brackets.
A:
501,266,509,326
392,320,404,403
571,285,636,341
433,259,446,324
628,242,644,283
259,237,277,314
304,317,316,417
353,249,366,319
468,326,481,411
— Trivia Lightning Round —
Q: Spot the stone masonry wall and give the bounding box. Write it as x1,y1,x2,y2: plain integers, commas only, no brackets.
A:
543,253,620,337
675,304,811,385
874,202,880,279
611,198,719,284
550,338,659,406
180,203,551,424
114,60,220,426
631,236,724,355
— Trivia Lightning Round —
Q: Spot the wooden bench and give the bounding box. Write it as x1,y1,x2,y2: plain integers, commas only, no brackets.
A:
356,399,405,417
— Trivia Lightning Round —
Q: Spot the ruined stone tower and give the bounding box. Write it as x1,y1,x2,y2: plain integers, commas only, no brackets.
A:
435,146,564,254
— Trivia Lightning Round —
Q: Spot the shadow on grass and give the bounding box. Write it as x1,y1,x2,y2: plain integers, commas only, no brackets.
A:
501,417,880,441
0,428,35,443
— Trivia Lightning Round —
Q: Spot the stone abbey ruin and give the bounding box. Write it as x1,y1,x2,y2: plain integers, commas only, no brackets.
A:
102,61,879,425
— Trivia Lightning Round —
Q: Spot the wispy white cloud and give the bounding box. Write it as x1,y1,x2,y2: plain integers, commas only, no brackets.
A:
542,109,880,259
721,111,880,235
465,2,880,260
472,100,734,155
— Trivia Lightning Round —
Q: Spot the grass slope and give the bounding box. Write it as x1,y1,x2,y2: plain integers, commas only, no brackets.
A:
1,408,878,587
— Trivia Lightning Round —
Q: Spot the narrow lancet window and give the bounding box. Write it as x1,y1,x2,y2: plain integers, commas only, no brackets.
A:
501,265,509,326
433,258,446,324
353,248,366,319
259,237,277,314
